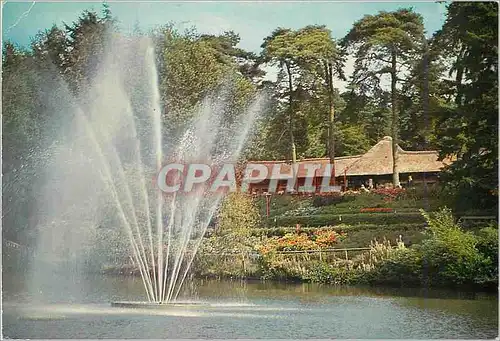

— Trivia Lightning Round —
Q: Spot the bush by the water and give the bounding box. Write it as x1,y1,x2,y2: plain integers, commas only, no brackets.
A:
363,208,498,288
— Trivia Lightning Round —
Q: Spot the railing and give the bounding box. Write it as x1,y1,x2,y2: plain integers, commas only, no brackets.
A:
275,247,371,254
200,246,399,264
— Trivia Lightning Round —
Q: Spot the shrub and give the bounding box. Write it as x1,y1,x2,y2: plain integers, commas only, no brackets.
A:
304,262,363,285
418,208,487,286
362,247,422,286
312,193,346,207
400,184,443,201
257,256,308,281
312,229,345,248
251,223,424,238
476,225,499,264
216,192,261,234
474,225,498,285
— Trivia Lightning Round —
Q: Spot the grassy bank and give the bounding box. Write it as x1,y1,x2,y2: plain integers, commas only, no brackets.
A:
100,190,498,291
194,194,498,290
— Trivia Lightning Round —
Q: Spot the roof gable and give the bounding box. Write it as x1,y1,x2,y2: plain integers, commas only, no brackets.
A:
247,136,454,178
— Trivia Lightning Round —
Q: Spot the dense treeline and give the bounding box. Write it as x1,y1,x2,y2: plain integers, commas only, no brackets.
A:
2,3,498,244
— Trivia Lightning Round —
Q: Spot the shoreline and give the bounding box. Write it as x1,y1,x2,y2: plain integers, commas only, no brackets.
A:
98,266,499,293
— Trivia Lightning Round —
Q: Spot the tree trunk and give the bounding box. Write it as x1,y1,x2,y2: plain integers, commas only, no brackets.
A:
286,62,297,167
326,62,336,185
391,51,400,188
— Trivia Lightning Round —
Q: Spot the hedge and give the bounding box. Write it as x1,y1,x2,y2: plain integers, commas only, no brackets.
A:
315,206,420,215
266,212,425,227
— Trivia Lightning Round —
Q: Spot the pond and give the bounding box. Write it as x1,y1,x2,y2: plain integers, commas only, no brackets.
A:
3,272,498,339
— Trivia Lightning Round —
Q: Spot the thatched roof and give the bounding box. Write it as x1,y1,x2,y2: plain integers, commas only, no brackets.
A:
250,155,361,179
249,136,454,179
345,136,454,176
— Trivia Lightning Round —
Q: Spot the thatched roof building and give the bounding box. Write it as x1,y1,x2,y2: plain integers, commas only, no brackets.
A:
343,136,454,176
249,136,455,190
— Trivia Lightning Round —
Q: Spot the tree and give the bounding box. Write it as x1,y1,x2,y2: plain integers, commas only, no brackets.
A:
432,2,498,211
342,9,425,187
31,25,67,72
293,25,345,181
157,27,259,142
62,8,116,93
334,123,372,156
398,38,446,151
261,26,344,179
199,30,265,84
261,28,302,167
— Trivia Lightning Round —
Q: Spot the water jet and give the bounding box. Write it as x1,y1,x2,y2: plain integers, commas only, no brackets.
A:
29,34,266,304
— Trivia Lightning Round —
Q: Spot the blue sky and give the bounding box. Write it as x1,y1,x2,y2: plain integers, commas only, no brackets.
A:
4,1,448,52
2,1,448,89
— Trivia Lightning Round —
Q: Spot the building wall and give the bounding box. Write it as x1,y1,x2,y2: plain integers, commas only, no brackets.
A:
247,172,441,193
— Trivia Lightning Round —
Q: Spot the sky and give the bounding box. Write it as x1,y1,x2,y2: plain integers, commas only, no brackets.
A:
2,1,449,89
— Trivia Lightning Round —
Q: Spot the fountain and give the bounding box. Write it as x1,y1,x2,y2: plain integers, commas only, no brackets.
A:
28,34,265,306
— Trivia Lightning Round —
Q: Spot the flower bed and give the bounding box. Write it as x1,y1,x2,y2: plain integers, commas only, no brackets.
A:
371,188,406,202
257,229,346,254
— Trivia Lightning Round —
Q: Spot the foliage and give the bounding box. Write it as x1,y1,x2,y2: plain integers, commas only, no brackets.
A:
304,262,363,285
197,210,496,289
259,25,344,162
432,2,498,212
417,208,495,286
253,222,420,234
312,193,347,207
157,26,259,141
475,225,499,282
334,123,372,156
281,206,319,217
216,192,261,236
313,228,345,248
195,192,261,278
362,247,422,286
342,8,425,186
3,3,498,284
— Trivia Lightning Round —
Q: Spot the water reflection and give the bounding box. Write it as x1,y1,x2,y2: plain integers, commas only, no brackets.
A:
3,272,498,339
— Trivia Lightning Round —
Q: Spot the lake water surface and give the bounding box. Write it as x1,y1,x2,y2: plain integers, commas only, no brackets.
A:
3,272,498,339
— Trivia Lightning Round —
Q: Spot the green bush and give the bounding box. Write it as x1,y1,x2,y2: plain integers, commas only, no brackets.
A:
312,193,349,207
417,208,491,286
197,206,497,289
362,248,422,286
358,209,498,288
476,225,499,265
304,262,363,285
216,192,261,233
